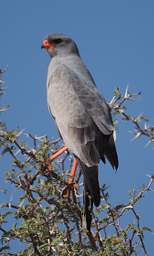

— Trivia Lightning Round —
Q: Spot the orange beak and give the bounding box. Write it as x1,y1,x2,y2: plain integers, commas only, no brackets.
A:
41,39,55,49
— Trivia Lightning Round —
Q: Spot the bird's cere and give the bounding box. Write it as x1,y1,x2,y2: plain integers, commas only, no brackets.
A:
41,39,55,49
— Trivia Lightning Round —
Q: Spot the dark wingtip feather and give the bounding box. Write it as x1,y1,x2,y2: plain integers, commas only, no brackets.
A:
111,150,119,171
104,134,119,171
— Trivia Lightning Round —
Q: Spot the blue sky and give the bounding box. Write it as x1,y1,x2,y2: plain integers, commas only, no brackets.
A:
0,0,154,254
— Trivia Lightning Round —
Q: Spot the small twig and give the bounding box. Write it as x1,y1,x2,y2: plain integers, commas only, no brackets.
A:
131,207,148,256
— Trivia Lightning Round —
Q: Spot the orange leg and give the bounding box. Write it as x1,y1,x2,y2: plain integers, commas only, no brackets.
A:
71,158,78,177
46,146,78,181
46,145,68,162
67,158,78,184
46,145,78,192
62,158,78,198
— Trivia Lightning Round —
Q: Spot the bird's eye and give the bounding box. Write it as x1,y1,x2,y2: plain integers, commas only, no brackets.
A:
52,38,63,44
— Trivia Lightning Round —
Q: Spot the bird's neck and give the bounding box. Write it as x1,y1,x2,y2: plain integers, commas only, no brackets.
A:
51,55,96,86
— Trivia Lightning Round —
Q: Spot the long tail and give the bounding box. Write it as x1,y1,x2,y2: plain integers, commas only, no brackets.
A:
79,160,100,231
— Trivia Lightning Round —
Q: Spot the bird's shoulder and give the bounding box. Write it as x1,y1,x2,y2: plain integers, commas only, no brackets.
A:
47,55,114,134
48,55,96,87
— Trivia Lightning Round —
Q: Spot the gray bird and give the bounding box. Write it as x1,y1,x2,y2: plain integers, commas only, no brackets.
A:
42,33,118,231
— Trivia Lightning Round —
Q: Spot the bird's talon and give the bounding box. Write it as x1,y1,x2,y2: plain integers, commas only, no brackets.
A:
62,180,78,198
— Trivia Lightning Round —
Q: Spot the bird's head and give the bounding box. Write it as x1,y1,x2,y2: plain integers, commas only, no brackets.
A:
41,33,79,58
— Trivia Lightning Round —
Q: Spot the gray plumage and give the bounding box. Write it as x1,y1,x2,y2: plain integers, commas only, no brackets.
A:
42,33,118,231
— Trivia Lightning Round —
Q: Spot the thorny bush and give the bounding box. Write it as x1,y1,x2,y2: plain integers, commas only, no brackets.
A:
0,70,153,256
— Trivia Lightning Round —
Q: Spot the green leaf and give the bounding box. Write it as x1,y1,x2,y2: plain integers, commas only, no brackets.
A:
142,226,152,232
114,87,121,97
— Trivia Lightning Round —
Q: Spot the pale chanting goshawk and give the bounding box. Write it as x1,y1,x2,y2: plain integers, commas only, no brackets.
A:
42,34,119,231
